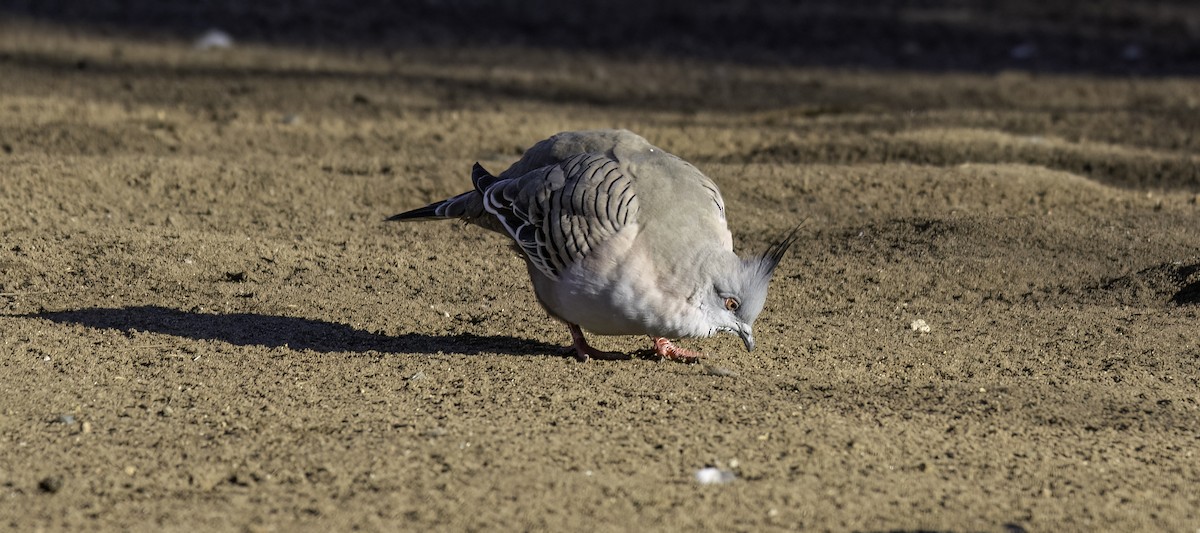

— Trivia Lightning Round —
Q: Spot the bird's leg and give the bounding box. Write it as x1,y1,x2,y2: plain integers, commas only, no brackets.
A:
652,337,702,363
567,324,629,361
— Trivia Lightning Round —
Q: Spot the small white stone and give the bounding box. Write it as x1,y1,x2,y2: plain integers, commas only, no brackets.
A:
910,319,931,333
194,29,234,50
695,467,736,485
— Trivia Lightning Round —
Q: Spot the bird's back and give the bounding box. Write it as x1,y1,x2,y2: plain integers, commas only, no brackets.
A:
390,129,734,278
503,129,734,256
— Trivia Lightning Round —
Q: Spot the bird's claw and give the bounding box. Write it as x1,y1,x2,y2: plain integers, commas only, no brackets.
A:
566,324,630,361
653,337,702,364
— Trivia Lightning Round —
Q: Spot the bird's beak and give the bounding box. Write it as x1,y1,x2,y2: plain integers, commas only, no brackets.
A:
737,325,755,352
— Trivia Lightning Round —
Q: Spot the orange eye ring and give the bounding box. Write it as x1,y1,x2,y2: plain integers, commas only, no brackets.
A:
724,297,740,311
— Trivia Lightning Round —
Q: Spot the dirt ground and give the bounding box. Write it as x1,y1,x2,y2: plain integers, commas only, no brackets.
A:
2,4,1199,532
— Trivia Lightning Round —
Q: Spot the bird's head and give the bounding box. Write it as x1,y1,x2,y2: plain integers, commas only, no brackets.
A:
705,227,799,352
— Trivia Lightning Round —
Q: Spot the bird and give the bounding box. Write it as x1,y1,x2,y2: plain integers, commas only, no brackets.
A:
388,129,796,363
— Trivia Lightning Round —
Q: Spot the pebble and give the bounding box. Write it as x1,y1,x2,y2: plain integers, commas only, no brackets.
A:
194,29,234,50
910,319,931,333
695,467,736,485
38,476,63,493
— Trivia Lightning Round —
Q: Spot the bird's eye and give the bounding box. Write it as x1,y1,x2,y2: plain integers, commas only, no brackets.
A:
724,297,740,311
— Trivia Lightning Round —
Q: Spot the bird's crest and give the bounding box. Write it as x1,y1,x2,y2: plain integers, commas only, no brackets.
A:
729,224,803,324
750,224,802,280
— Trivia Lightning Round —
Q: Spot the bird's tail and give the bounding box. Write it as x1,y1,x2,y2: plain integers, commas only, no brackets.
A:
386,163,499,222
385,192,471,221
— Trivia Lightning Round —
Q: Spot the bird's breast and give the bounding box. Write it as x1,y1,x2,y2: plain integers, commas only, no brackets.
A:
529,224,711,338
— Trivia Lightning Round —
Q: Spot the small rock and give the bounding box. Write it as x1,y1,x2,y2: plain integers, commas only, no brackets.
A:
694,467,736,485
38,476,63,493
409,371,427,381
194,29,234,50
57,414,75,425
910,319,931,333
81,421,93,434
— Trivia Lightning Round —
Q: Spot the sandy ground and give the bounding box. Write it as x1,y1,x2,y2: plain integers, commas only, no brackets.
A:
1,6,1199,532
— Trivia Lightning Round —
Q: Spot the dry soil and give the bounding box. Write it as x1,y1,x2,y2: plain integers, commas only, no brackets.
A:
1,6,1199,532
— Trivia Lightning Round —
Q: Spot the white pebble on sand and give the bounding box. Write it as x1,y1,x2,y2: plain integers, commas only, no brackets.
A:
695,467,736,485
194,29,234,50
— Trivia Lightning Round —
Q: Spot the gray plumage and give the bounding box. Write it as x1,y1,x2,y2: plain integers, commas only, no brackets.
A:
389,129,795,362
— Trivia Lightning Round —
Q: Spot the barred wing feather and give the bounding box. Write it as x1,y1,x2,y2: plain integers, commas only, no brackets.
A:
480,153,639,280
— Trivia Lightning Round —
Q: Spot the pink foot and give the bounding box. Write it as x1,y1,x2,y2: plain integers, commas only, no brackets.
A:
567,324,629,362
653,337,702,363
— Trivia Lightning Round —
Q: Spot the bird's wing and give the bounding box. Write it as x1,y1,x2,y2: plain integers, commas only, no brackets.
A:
480,152,639,280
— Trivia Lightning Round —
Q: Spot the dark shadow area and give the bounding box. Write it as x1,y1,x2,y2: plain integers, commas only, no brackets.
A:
0,48,715,112
2,0,1198,75
27,305,565,356
1096,259,1200,307
1173,279,1200,306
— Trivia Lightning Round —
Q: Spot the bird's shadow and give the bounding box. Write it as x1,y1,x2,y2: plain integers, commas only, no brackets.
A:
26,305,564,357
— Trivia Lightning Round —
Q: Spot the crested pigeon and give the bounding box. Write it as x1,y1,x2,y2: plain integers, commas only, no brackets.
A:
389,129,795,362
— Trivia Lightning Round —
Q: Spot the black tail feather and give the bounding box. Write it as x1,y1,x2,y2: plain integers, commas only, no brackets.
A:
385,202,446,221
387,163,495,222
